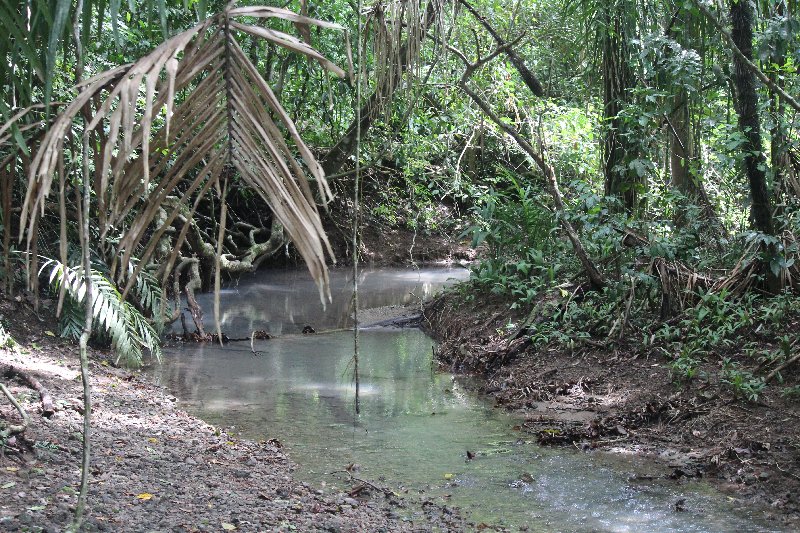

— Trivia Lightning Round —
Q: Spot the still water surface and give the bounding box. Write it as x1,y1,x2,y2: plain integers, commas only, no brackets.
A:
151,267,781,531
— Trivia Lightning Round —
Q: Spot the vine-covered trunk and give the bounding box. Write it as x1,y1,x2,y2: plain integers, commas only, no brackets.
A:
602,5,638,213
729,0,773,236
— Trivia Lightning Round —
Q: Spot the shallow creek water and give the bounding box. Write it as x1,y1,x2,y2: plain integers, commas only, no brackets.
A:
151,267,781,532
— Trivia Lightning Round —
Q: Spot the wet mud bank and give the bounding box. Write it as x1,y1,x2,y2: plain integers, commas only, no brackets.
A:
423,289,800,530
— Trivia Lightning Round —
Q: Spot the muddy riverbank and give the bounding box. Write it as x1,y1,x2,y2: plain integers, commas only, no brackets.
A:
423,288,800,530
0,297,464,532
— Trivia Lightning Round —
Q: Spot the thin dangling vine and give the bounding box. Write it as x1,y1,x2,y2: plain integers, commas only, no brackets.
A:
72,1,93,528
351,0,364,415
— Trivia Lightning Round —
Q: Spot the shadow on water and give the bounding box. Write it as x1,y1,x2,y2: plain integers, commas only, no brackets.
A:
151,267,784,531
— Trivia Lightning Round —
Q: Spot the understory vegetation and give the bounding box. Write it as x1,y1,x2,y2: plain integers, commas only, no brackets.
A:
458,168,800,399
0,0,795,390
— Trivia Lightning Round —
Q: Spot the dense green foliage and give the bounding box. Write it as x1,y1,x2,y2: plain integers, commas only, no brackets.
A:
41,257,164,367
1,0,799,388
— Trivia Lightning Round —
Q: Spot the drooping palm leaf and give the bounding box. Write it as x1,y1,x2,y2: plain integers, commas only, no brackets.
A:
17,4,346,305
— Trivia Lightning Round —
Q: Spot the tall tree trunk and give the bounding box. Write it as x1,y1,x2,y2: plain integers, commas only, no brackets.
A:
729,0,773,236
669,89,695,196
667,7,717,226
668,91,719,226
729,0,781,292
602,5,638,212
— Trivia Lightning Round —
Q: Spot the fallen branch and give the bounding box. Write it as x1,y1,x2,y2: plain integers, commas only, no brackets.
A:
766,343,800,384
1,364,55,417
325,469,397,497
0,383,30,438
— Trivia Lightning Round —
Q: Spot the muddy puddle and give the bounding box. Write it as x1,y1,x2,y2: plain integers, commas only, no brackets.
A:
150,267,782,531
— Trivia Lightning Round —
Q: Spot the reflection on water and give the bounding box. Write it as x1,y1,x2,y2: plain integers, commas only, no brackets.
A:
186,267,470,337
152,267,782,532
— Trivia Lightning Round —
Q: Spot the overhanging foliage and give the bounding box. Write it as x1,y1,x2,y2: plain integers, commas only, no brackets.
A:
9,4,347,306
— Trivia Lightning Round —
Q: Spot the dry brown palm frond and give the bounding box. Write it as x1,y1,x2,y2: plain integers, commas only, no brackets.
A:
714,230,800,296
364,0,426,110
13,4,346,305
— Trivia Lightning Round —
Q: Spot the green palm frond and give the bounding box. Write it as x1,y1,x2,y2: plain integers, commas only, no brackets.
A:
41,258,162,367
0,0,180,111
58,299,85,341
129,261,165,327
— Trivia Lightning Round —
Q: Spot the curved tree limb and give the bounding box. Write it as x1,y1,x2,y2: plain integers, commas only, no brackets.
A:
457,0,544,97
1,365,55,417
0,383,30,438
449,43,607,289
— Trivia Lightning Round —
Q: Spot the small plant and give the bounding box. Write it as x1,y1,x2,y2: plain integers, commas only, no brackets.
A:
0,317,15,349
780,386,800,399
33,440,60,451
40,258,163,368
670,348,703,382
721,358,766,402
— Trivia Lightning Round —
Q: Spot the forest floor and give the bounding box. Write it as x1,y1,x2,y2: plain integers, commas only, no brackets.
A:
422,289,800,530
0,295,466,532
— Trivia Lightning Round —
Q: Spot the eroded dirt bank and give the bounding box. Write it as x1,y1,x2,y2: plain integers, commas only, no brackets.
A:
0,298,464,532
423,289,800,530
